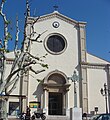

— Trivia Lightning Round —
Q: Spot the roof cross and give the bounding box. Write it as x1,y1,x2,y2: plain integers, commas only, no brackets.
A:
53,5,58,11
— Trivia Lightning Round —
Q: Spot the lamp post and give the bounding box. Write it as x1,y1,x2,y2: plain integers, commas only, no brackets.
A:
100,83,110,114
70,70,79,107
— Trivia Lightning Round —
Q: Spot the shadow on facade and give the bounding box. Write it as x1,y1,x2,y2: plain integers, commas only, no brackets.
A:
32,83,43,102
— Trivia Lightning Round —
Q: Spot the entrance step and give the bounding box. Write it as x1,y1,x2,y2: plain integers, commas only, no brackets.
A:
46,115,69,120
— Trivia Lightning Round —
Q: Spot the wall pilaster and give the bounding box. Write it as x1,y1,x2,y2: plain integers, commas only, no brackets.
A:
78,22,88,113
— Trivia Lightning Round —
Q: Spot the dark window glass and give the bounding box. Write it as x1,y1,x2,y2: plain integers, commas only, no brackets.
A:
47,35,65,52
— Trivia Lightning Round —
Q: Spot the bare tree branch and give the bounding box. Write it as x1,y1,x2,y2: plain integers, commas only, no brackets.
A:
29,66,45,74
0,0,9,90
0,0,7,22
14,15,20,56
30,30,48,42
3,74,18,90
5,60,36,86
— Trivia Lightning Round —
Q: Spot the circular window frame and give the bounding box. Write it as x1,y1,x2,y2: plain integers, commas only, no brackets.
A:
44,33,67,55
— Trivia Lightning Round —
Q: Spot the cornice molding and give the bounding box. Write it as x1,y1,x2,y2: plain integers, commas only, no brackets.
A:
27,11,86,27
81,62,110,69
6,58,14,64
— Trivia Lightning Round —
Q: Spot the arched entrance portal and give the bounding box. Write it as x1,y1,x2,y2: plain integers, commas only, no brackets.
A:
43,70,70,116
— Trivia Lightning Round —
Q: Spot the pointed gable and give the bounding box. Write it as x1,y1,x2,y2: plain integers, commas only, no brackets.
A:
27,11,86,26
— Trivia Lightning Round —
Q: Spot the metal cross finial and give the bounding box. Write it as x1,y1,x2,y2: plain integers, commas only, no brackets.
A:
53,5,58,11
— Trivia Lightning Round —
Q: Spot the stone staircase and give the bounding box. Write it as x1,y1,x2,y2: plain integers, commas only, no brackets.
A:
46,115,70,120
8,115,70,120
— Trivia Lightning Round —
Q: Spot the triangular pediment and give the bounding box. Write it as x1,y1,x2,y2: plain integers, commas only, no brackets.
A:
27,11,86,26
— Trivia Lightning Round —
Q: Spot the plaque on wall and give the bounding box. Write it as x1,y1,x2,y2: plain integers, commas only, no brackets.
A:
29,101,40,108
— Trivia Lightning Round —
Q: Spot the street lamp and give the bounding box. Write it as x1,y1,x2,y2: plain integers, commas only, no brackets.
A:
69,70,79,107
100,83,110,114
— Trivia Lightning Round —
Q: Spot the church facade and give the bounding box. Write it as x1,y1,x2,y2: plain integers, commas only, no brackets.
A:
6,11,110,118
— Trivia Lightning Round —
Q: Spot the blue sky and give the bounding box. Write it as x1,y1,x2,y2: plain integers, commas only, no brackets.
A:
0,0,110,61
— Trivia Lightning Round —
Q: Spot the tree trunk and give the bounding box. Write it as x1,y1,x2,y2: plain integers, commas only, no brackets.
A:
0,99,7,120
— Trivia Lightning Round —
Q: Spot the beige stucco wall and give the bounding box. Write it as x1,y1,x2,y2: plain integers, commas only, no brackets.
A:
28,16,79,109
87,53,109,114
87,53,109,64
88,69,107,113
